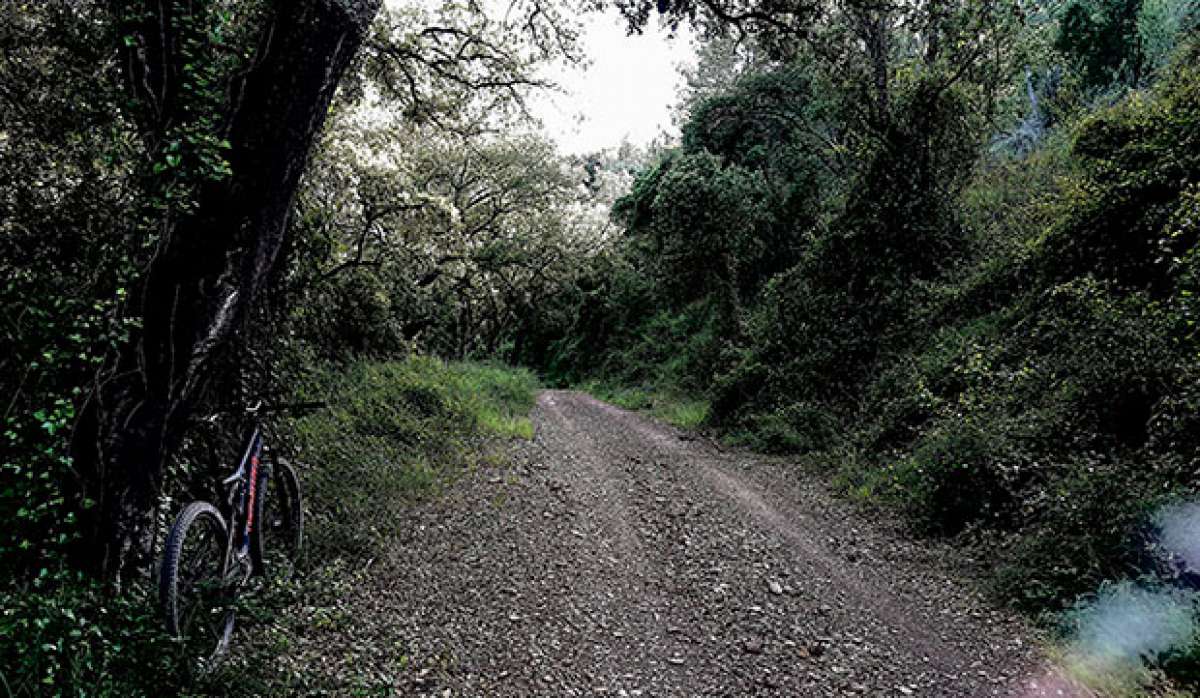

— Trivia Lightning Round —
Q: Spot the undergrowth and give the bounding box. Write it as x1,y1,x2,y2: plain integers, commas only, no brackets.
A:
579,379,710,429
282,356,538,563
195,356,539,695
0,356,537,696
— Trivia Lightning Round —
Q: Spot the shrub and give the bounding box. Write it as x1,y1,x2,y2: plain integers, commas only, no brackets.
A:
892,421,1020,535
1037,51,1200,292
0,578,182,697
724,402,839,454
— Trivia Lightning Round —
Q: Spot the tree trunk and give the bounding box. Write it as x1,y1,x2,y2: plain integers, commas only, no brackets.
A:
866,13,890,121
71,0,381,585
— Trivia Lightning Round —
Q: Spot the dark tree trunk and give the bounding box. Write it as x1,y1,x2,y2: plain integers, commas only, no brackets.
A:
510,322,528,365
924,0,942,65
459,298,474,360
847,4,891,125
71,0,381,584
866,13,890,121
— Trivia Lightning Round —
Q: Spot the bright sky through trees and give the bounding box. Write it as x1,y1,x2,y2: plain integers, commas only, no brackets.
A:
531,12,697,155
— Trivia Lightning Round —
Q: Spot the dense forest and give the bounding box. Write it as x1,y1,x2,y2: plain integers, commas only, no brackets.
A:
3,0,1200,694
550,0,1200,610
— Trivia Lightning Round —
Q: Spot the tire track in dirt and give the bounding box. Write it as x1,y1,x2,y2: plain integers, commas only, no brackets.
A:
282,390,1047,696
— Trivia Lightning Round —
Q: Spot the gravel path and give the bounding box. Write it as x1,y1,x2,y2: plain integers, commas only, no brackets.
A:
296,391,1052,696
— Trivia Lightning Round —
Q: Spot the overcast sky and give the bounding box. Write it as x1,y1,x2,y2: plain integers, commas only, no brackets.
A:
531,14,697,155
381,0,697,155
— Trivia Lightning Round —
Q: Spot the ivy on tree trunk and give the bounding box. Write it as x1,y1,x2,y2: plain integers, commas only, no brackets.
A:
71,0,382,585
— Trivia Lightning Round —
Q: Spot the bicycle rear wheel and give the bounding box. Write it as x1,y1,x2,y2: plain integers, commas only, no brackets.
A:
251,458,304,580
159,501,235,666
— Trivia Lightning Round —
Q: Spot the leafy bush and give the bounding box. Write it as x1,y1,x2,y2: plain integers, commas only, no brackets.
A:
294,268,409,358
0,578,184,697
614,150,775,307
892,423,1017,535
1056,0,1147,90
724,402,839,454
1038,49,1200,292
857,274,1193,604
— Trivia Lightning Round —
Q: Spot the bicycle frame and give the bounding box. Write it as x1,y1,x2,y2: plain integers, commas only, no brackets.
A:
160,400,319,661
218,424,269,585
210,400,322,583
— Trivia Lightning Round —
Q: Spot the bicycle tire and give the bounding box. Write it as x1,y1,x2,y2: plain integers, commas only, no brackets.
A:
250,458,304,579
159,501,235,665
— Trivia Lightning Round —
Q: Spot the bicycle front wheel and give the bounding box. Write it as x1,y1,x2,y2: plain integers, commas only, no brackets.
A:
251,458,304,580
159,501,235,666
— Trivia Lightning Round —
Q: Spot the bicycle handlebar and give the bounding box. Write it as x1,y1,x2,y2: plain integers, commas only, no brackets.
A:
200,401,328,423
248,401,328,415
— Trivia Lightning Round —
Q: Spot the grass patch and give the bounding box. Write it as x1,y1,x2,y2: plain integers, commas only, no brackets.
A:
282,356,538,563
444,361,537,439
192,356,538,695
579,380,710,429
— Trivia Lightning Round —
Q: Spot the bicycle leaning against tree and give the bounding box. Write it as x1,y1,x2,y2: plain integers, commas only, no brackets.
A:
157,401,321,669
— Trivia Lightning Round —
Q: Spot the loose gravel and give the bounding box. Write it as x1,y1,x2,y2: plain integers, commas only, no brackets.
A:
283,390,1055,696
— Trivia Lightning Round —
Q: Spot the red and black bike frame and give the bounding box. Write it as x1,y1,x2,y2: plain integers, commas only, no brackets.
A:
221,425,270,574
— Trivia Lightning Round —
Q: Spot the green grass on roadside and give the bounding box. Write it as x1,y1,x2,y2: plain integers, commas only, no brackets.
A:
445,361,538,439
196,356,539,695
579,380,710,429
282,356,538,562
0,357,539,698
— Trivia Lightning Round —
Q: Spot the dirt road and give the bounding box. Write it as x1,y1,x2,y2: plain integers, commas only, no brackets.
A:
292,391,1047,696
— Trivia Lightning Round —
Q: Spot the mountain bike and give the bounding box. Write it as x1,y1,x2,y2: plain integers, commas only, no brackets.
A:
157,401,321,668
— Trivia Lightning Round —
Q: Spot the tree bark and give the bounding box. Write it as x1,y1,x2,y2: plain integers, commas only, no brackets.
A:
865,12,890,121
71,0,382,584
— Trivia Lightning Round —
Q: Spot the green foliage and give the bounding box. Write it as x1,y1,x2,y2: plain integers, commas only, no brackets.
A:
860,177,1197,609
297,267,410,357
0,3,140,578
281,357,537,562
702,81,983,440
622,305,725,391
682,67,811,167
0,2,326,695
534,253,658,384
1053,0,1199,91
446,361,539,439
1057,0,1148,89
1139,0,1200,73
830,82,980,282
711,266,865,420
723,402,839,454
0,580,183,697
1163,636,1200,689
615,150,775,305
0,3,287,692
858,67,1199,611
1039,51,1200,291
580,380,711,429
292,120,601,363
